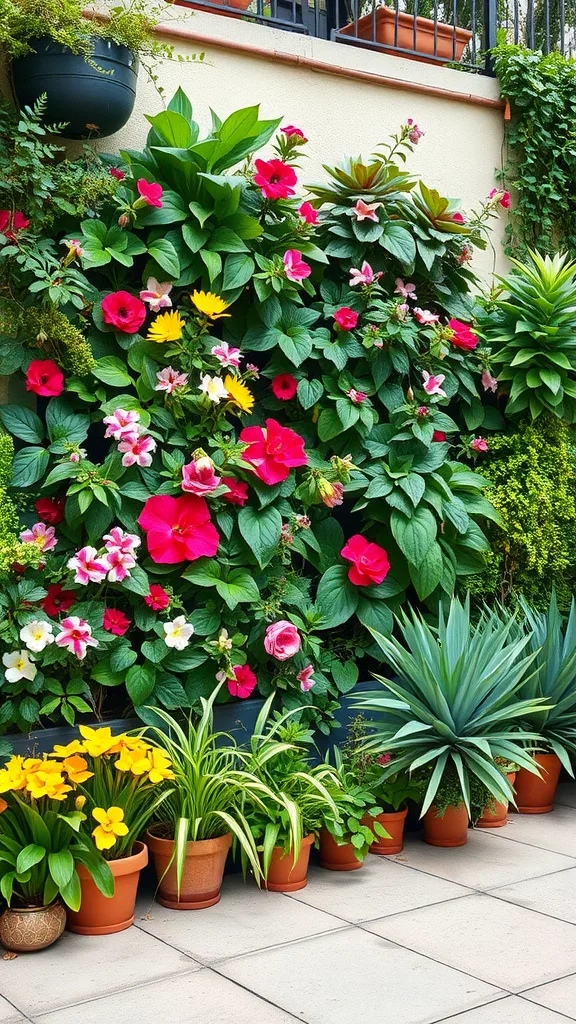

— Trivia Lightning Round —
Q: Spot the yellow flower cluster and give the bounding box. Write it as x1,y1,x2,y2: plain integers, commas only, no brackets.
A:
0,755,79,801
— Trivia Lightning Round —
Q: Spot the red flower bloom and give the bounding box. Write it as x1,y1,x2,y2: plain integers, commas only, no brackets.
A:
103,608,131,636
222,478,249,506
432,430,447,442
239,418,307,486
102,291,147,334
0,210,30,240
334,307,358,331
138,495,219,564
41,584,76,617
227,664,258,699
136,179,163,207
144,584,171,610
35,497,66,525
26,360,64,398
341,534,391,587
298,202,318,225
452,212,466,224
448,318,478,351
253,159,297,200
272,374,298,401
109,167,125,181
282,125,307,139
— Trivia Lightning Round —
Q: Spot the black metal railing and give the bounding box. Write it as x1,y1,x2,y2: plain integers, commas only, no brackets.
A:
179,0,576,72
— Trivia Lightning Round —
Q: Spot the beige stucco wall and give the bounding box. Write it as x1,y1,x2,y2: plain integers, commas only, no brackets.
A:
92,8,508,283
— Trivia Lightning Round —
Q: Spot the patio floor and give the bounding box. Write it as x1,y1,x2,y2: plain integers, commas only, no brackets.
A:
2,785,576,1024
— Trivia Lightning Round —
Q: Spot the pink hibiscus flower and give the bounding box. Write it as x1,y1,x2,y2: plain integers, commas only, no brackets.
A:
239,418,307,485
227,664,258,699
298,202,318,225
138,495,219,564
253,159,297,200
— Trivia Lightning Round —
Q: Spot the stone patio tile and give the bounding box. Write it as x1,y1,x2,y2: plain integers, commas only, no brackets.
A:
288,857,473,923
398,830,575,890
430,995,575,1022
555,784,576,809
489,867,576,924
365,892,576,992
0,995,27,1024
0,926,197,1017
218,926,502,1024
35,968,298,1024
524,974,576,1019
135,874,345,961
487,805,576,858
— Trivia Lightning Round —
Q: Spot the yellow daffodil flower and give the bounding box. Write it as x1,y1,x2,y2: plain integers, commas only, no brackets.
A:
62,754,93,784
114,746,145,773
130,748,175,784
50,740,85,758
223,374,254,414
191,290,231,320
147,310,185,343
79,725,123,757
92,806,129,850
116,735,151,753
26,770,72,801
0,756,28,793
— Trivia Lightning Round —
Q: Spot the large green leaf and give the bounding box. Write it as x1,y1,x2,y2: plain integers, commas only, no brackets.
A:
10,447,49,488
390,506,437,566
238,506,282,568
316,564,359,628
0,406,44,443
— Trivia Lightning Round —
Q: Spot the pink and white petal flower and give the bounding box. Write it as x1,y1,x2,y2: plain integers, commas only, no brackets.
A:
117,434,156,468
19,522,57,552
139,277,173,312
55,616,98,660
421,370,447,397
211,342,243,369
67,546,109,585
353,200,382,222
103,527,141,557
103,408,142,442
155,367,189,394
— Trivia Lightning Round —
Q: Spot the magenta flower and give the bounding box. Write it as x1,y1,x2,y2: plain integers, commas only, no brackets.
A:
416,406,429,418
19,522,57,553
347,388,367,404
395,278,417,300
406,118,425,144
67,546,108,585
155,367,189,394
253,159,297,200
139,277,172,312
349,262,377,287
352,199,382,222
283,249,312,283
109,167,125,181
136,179,163,208
103,527,140,558
297,664,316,692
422,370,446,397
298,202,318,225
414,308,440,325
282,125,307,139
481,369,498,393
334,307,358,331
103,408,141,443
488,188,511,209
181,456,222,496
105,549,137,583
211,341,243,368
55,616,98,661
452,212,466,224
118,434,156,468
471,437,488,453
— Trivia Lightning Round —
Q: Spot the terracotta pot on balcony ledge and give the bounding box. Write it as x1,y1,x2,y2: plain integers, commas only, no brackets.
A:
341,7,473,65
172,0,252,19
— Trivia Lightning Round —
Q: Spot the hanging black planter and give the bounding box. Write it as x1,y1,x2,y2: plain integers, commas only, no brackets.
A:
11,36,138,140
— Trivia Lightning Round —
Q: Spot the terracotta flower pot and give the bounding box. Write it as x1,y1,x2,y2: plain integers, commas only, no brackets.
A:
264,833,315,892
173,0,251,20
67,841,148,935
0,901,66,952
476,773,516,829
366,808,407,855
319,829,363,871
147,829,232,910
514,753,562,814
423,803,469,847
340,7,472,65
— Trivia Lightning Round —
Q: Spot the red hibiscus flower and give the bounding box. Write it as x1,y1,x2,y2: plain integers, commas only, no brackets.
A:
41,583,76,617
448,318,478,351
101,291,146,334
239,418,307,486
35,497,66,525
253,159,297,200
272,374,298,401
103,608,131,636
136,179,163,207
432,431,447,442
341,534,391,587
0,210,30,240
227,664,258,699
222,478,249,506
144,584,171,610
109,167,125,181
334,307,358,331
138,495,219,564
26,360,64,397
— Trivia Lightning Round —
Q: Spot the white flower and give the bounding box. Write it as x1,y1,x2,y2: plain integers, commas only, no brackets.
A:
198,375,229,404
19,620,55,653
2,650,37,683
163,615,195,651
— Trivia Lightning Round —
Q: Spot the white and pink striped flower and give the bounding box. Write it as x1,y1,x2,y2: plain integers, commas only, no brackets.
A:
421,370,447,397
55,616,98,661
103,408,141,443
105,549,137,583
103,527,140,558
139,277,172,312
117,434,156,468
155,367,189,394
352,200,382,222
19,522,57,553
395,279,417,300
67,546,109,585
414,308,440,325
211,342,243,369
349,262,378,287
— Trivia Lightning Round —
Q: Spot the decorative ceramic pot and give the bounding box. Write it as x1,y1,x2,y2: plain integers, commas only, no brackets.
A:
0,901,66,952
366,808,407,855
264,833,315,892
514,753,562,814
67,841,148,935
423,803,469,847
319,829,363,871
476,773,516,828
147,829,232,910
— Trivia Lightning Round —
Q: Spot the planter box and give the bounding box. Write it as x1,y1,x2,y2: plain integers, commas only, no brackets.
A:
341,7,473,64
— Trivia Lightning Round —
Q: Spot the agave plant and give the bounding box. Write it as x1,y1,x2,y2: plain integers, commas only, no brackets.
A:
481,250,576,420
352,596,548,816
518,594,576,773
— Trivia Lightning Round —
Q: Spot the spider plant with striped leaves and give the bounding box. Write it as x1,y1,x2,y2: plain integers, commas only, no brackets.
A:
352,597,550,817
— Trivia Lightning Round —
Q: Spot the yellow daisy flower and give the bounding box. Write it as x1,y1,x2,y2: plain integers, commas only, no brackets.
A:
224,374,254,414
147,310,185,344
92,806,129,851
191,290,231,320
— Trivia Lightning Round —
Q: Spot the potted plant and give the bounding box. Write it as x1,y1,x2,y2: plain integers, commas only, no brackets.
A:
512,595,576,812
353,597,548,848
319,747,386,871
245,700,339,891
340,0,472,65
144,687,284,910
53,726,174,935
1,0,175,138
0,753,113,951
475,758,518,828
